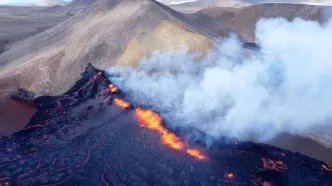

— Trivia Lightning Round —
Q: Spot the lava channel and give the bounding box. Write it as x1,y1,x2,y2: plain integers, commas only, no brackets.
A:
134,107,206,160
108,84,206,160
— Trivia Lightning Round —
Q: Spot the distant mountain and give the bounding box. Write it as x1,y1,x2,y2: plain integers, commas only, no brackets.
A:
68,0,97,5
242,0,332,6
196,3,327,42
169,0,252,13
36,0,68,6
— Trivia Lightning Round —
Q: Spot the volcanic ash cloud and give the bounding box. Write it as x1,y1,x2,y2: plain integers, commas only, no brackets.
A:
106,17,332,142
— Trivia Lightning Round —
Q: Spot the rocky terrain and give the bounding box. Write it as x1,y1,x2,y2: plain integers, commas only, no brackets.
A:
0,65,331,186
0,5,70,54
1,0,332,182
0,0,233,134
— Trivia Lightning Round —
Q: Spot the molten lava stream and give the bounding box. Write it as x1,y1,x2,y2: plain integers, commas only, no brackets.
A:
113,98,130,109
262,158,287,171
186,148,206,160
109,84,118,93
135,107,206,160
135,107,183,149
322,164,332,172
108,83,206,159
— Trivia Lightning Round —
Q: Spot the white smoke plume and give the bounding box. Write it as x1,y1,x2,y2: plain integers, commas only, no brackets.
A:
106,17,332,142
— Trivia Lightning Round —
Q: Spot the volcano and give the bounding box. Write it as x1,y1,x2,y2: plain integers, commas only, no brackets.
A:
0,0,230,97
0,64,331,186
1,1,332,185
0,0,231,134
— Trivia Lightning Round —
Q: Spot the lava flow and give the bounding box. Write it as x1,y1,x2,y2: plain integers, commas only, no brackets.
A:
113,98,130,109
135,107,184,150
224,172,235,180
186,148,206,160
262,158,288,171
107,83,207,160
134,107,206,160
109,84,206,160
322,164,332,172
1,65,332,186
108,84,118,93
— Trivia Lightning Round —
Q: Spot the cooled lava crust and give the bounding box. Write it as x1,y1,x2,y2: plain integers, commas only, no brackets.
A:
0,64,331,186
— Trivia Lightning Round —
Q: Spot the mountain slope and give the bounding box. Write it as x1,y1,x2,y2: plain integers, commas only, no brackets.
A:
0,0,232,134
243,0,332,6
196,3,328,42
60,0,97,15
169,0,252,13
36,0,67,6
0,5,71,54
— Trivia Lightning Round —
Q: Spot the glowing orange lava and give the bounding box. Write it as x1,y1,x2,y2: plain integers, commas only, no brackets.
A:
114,98,130,109
262,158,287,171
224,172,234,180
162,132,184,150
135,107,184,150
109,83,206,160
135,107,206,160
186,148,206,160
322,164,332,172
135,107,163,132
109,84,118,93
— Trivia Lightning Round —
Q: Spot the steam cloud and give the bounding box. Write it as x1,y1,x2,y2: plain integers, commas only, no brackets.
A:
106,17,332,142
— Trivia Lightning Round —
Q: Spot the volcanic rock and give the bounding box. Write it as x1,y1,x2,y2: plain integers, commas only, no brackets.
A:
0,64,331,185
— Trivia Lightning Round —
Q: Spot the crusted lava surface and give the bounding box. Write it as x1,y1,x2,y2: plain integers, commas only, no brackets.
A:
0,64,331,186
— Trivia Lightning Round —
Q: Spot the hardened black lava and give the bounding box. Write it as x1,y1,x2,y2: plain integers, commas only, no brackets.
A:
0,64,331,186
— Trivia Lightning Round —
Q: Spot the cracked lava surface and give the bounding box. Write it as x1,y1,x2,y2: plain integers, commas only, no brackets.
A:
0,64,331,186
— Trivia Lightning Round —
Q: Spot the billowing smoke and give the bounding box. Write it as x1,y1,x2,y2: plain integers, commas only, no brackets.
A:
106,17,332,142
